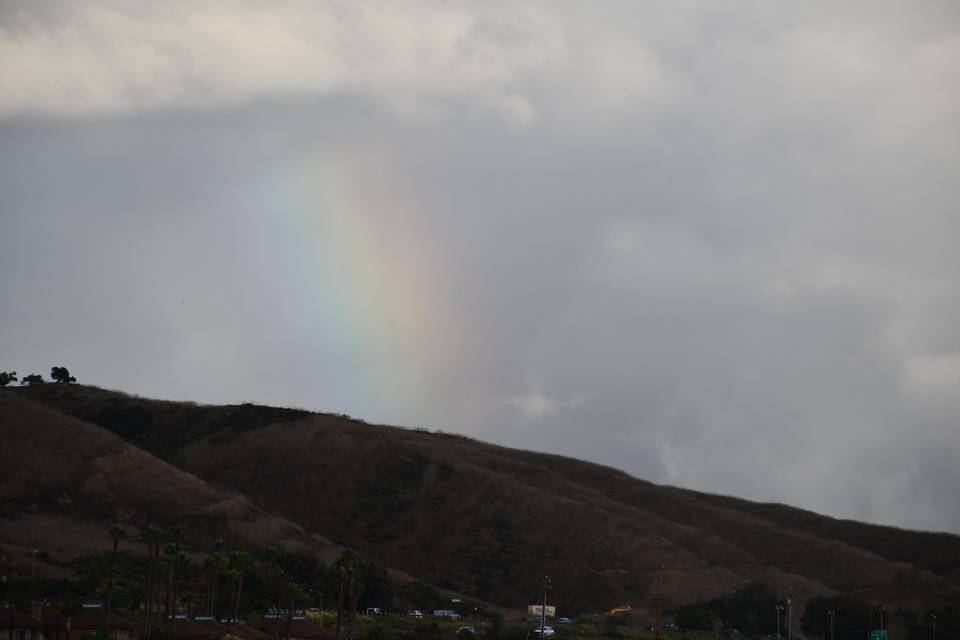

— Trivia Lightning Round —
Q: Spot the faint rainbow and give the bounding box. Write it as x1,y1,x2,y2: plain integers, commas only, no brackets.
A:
254,156,454,415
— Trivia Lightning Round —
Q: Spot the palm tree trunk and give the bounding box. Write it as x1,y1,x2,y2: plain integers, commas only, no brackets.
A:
283,590,293,640
335,574,343,640
225,576,238,635
142,541,154,640
233,573,245,621
169,576,180,640
147,543,161,640
207,569,216,618
274,577,282,640
106,535,119,630
346,573,356,640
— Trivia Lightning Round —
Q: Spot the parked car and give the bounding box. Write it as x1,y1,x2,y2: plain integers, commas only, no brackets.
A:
408,610,424,619
533,627,555,637
366,608,382,616
557,618,573,625
434,610,461,620
456,627,477,637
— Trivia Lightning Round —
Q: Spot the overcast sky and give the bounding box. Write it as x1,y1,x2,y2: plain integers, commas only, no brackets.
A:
2,1,959,533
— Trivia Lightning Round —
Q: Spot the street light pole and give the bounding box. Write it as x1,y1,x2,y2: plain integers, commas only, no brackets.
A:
655,568,663,640
932,614,936,640
540,576,551,638
787,595,792,640
829,610,835,640
776,604,784,640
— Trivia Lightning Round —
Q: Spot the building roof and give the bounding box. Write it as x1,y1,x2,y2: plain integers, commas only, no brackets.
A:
4,608,46,629
254,620,333,640
224,623,272,640
164,619,222,640
282,621,334,640
65,607,138,630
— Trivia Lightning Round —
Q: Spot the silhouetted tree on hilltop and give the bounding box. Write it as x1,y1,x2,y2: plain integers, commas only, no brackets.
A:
21,373,44,385
0,371,16,386
51,366,76,383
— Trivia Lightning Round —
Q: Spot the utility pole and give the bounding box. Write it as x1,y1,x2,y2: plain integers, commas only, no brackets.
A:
879,606,885,639
540,575,551,638
655,567,663,640
776,604,784,640
829,610,835,640
932,614,937,640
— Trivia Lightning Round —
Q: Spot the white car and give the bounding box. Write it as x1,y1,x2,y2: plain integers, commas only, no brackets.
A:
534,627,555,637
408,610,424,619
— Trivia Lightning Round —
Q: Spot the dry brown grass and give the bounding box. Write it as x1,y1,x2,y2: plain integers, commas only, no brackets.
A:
0,390,338,570
5,384,959,618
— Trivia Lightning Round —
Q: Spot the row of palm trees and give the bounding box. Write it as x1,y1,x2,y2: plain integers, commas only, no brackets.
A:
102,523,369,640
103,524,259,639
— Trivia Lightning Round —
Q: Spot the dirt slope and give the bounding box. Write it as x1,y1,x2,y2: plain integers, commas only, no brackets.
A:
0,391,338,573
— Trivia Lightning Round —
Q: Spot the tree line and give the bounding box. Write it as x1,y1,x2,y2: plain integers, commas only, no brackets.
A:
674,583,955,640
0,365,77,386
0,522,401,640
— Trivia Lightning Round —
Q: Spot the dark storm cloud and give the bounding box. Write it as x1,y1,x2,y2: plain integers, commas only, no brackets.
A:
2,1,959,532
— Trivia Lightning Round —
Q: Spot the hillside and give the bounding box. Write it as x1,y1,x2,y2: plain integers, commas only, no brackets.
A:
6,384,960,617
0,391,339,575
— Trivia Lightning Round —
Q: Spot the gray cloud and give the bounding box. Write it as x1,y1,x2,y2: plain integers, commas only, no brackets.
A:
2,0,959,532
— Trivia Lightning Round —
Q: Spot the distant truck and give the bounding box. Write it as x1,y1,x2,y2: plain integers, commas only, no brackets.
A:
434,610,461,620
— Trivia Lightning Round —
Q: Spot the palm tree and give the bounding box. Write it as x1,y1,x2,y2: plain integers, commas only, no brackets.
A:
226,550,252,632
334,550,367,640
180,592,200,618
162,543,178,622
142,526,164,640
105,524,126,630
273,568,289,640
225,568,243,632
283,582,308,640
261,546,281,640
204,551,223,618
168,551,190,640
162,526,187,625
